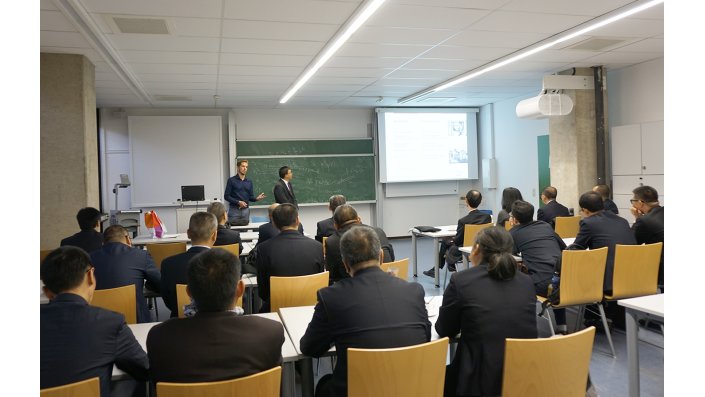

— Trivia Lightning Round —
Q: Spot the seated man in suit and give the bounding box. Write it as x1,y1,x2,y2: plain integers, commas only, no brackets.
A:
593,184,619,214
41,247,148,396
90,225,161,323
325,204,394,283
147,249,284,384
315,194,346,242
424,189,492,277
630,185,664,288
161,212,217,318
256,203,324,312
273,165,298,207
60,207,103,253
536,186,571,226
257,203,304,246
509,200,568,333
301,226,431,397
206,201,243,253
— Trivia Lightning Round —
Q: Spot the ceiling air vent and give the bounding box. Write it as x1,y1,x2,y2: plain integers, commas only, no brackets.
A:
564,37,628,51
112,17,170,34
154,95,192,101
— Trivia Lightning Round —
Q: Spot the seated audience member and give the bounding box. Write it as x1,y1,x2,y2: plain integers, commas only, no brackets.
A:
316,194,347,242
436,227,537,397
161,212,217,317
41,247,148,395
147,249,284,383
257,203,304,246
90,225,161,323
509,200,568,333
60,207,103,253
536,186,571,226
496,187,523,227
207,201,243,253
593,184,619,214
630,185,664,287
256,203,324,312
325,204,395,283
424,190,491,278
301,226,431,397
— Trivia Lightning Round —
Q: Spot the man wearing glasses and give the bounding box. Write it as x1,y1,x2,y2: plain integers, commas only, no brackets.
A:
630,186,664,288
90,225,161,323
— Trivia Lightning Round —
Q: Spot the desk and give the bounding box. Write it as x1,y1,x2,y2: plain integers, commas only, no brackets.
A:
231,222,266,231
241,274,258,314
131,233,190,246
240,231,259,241
410,225,456,287
618,294,664,397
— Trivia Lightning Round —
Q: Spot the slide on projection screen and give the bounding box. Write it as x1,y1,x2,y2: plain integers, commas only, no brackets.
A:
376,108,479,183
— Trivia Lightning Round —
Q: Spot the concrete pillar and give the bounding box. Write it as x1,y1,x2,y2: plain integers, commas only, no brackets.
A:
549,68,597,212
41,53,98,249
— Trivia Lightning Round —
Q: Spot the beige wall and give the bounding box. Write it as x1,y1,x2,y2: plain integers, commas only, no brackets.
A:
40,53,98,249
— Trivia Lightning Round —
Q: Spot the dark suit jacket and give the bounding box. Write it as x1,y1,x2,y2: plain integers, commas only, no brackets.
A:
60,230,104,254
315,217,336,242
147,311,284,384
256,230,324,311
536,200,571,226
452,210,492,246
604,198,619,214
90,242,162,323
273,179,298,207
569,211,636,291
41,293,148,395
632,206,664,285
215,224,243,254
300,266,431,397
160,246,210,317
257,222,303,246
435,265,537,397
510,221,566,290
325,224,394,283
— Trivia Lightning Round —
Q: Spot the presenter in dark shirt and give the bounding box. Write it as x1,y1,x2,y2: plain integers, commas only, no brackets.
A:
224,159,265,225
273,165,298,207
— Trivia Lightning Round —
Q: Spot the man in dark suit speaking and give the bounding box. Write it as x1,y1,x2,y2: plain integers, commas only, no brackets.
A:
273,165,298,207
301,226,430,397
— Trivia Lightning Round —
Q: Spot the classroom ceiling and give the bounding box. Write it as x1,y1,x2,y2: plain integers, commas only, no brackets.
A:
40,0,664,109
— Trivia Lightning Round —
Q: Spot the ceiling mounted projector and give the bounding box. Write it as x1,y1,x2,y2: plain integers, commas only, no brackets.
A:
516,75,595,119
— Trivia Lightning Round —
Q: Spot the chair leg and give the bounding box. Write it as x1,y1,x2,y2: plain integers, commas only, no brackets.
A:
544,307,555,336
153,297,159,321
442,266,449,289
574,305,585,331
597,303,616,358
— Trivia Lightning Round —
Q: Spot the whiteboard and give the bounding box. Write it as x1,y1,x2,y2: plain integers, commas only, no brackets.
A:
129,116,224,207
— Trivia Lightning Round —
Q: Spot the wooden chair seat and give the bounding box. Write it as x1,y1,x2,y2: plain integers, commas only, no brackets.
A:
270,272,329,313
146,242,187,270
91,284,137,324
157,366,281,397
380,258,409,281
554,216,581,239
40,377,100,397
176,283,243,318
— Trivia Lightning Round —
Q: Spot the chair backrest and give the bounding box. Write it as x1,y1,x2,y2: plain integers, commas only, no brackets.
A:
463,223,493,247
554,216,581,239
502,327,596,397
146,242,187,270
91,284,137,324
177,283,243,318
215,243,240,256
348,337,449,397
270,271,329,313
380,258,409,281
322,236,328,258
556,247,608,306
606,243,663,300
504,221,513,231
40,249,54,264
40,377,100,397
157,366,281,397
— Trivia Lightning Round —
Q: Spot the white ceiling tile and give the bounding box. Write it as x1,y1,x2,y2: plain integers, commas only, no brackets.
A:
367,4,490,30
95,80,133,88
420,46,515,61
85,0,224,19
97,87,140,96
40,0,58,10
145,81,216,90
41,10,79,32
470,11,591,34
396,0,506,9
121,50,219,64
40,31,92,48
444,30,549,48
522,49,597,63
220,53,312,67
385,68,460,80
169,17,222,37
326,56,409,69
337,43,433,58
500,0,634,16
612,38,664,53
316,67,391,78
579,51,663,65
308,76,378,85
130,63,218,74
149,89,216,96
351,26,456,45
217,83,288,92
218,75,295,84
138,73,218,83
218,65,302,76
221,39,324,55
629,3,663,20
589,18,663,38
402,58,484,71
95,71,124,81
107,35,221,52
224,0,359,24
222,20,338,41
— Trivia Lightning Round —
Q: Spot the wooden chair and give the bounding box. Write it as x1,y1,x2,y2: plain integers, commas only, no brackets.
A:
348,337,449,397
554,216,581,239
40,376,100,397
502,327,596,397
322,236,328,258
176,283,243,318
504,221,513,231
145,242,187,270
91,284,137,324
157,366,281,397
215,243,240,256
40,249,54,263
442,223,492,288
605,243,663,300
381,258,409,281
270,271,329,313
536,247,615,357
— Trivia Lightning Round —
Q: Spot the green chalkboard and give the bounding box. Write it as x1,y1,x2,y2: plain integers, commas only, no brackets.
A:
243,156,376,205
237,139,373,156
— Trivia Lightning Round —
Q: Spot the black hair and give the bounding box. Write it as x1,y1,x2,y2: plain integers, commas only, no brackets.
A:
278,166,291,178
272,203,298,229
542,186,557,200
187,249,241,312
501,187,524,213
511,200,534,224
579,191,605,213
333,204,358,228
340,225,381,269
474,227,517,281
465,190,482,208
632,185,659,203
76,207,101,230
329,195,347,212
40,246,92,294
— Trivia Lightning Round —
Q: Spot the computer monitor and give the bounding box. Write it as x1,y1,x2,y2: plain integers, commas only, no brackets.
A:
181,185,205,202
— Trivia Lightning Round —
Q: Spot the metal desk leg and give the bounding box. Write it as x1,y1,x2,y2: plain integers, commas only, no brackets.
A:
461,253,468,271
433,238,440,288
282,362,296,397
625,309,639,397
411,232,418,277
300,357,315,397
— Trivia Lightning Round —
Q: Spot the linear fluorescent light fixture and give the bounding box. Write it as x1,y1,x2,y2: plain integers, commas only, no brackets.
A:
279,0,386,104
398,0,663,103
